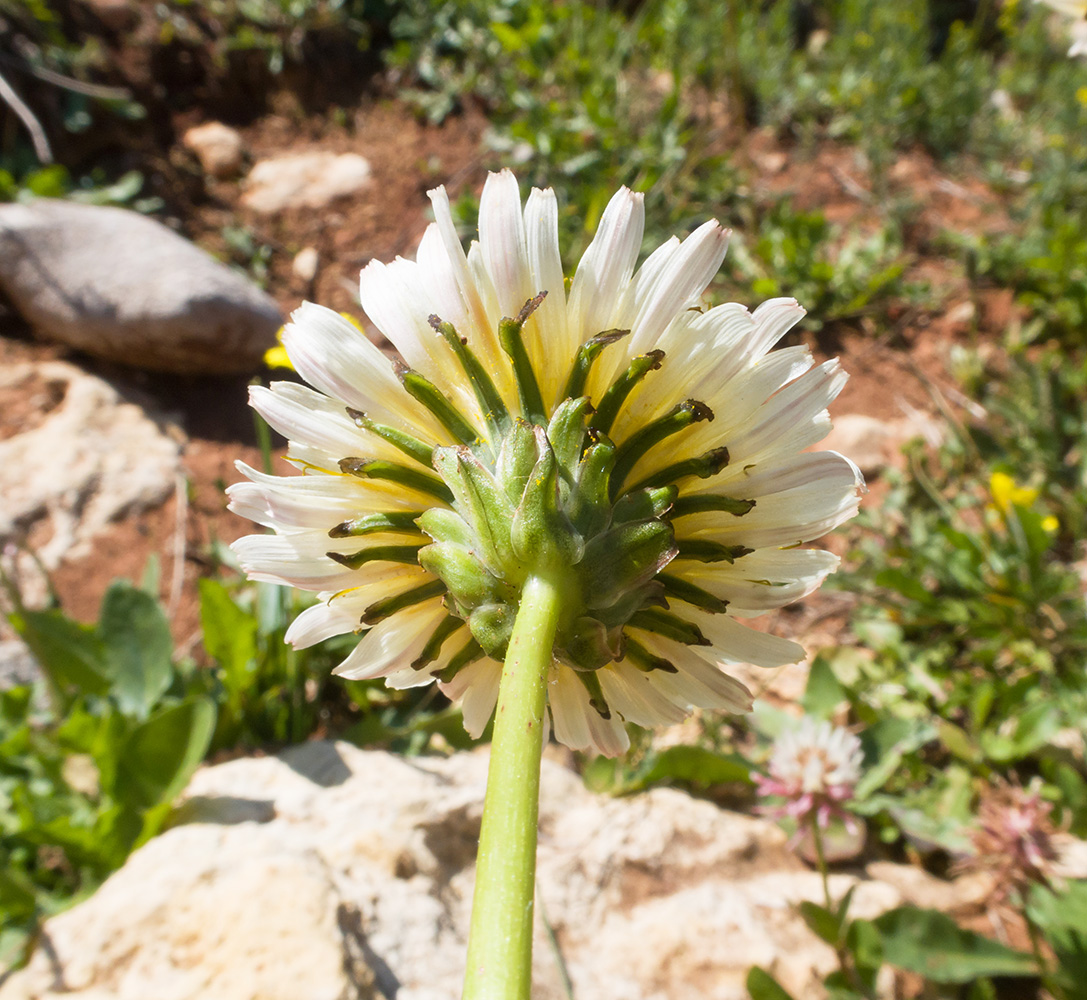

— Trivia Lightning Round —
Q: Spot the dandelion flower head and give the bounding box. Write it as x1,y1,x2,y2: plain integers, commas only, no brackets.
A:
229,170,863,756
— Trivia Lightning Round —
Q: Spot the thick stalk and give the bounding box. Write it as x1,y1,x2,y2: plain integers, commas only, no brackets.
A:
462,572,564,1000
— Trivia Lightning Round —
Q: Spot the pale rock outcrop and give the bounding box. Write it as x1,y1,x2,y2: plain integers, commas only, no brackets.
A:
0,743,978,1000
0,360,183,570
182,122,245,179
0,200,282,373
241,152,372,214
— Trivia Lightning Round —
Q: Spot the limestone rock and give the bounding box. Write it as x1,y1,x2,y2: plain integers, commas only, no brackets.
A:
182,122,244,179
0,200,282,374
241,152,371,214
822,414,896,477
823,412,942,478
0,361,183,569
292,246,319,283
0,743,979,1000
0,639,39,689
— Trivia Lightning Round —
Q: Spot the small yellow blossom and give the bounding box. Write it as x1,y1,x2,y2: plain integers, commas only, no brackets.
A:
989,471,1039,514
265,314,365,370
264,343,294,369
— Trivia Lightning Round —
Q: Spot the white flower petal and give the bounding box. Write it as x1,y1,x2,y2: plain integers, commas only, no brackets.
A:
598,663,687,728
250,383,368,462
684,454,864,549
713,449,864,498
480,170,533,318
284,599,362,649
625,220,730,355
416,222,471,333
333,598,448,680
524,186,570,405
633,633,753,713
567,187,644,344
682,611,806,668
672,548,840,614
232,533,430,592
281,303,448,443
427,184,495,348
227,462,428,532
618,344,815,482
726,359,849,465
440,657,503,738
385,621,470,690
548,665,630,757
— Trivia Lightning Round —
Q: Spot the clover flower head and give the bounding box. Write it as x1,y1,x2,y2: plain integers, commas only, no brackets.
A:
229,170,862,757
969,779,1058,900
754,716,864,830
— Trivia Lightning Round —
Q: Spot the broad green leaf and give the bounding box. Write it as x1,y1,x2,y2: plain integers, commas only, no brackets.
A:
139,554,161,597
799,900,842,946
636,745,753,790
1026,882,1087,985
0,867,36,919
845,918,883,992
802,654,846,719
198,578,258,692
874,906,1036,982
874,568,931,603
98,582,175,719
855,718,934,799
116,698,215,811
746,966,796,1000
10,609,109,698
937,720,979,765
978,701,1058,763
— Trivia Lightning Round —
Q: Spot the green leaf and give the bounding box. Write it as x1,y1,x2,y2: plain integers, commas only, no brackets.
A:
637,745,753,790
799,900,843,946
9,608,109,698
937,720,979,765
874,567,931,603
198,578,259,693
1026,882,1087,986
874,906,1037,982
854,718,934,799
115,698,215,811
98,581,175,719
746,966,796,1000
24,164,70,198
846,918,884,989
978,700,1058,763
802,653,846,719
0,867,37,920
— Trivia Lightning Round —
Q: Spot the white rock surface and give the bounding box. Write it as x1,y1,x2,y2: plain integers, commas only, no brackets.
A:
0,742,985,1000
822,412,942,478
0,639,39,689
0,360,183,570
292,246,320,282
182,121,244,179
241,152,372,214
0,200,282,373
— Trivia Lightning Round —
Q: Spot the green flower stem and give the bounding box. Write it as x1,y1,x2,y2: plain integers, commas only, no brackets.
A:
810,817,833,912
463,572,565,1000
